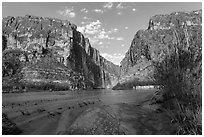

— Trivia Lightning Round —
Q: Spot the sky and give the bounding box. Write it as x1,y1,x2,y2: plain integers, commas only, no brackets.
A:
2,2,202,65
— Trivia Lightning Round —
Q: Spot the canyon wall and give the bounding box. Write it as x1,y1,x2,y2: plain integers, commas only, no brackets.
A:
114,10,202,89
2,15,120,91
2,10,202,91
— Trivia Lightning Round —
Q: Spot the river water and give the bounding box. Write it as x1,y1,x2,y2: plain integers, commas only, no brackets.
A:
3,89,156,105
3,88,169,135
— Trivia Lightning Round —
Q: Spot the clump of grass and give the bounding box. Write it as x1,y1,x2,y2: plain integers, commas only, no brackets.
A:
153,48,202,135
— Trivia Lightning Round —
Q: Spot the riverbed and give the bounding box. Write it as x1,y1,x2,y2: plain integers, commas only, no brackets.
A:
2,89,176,135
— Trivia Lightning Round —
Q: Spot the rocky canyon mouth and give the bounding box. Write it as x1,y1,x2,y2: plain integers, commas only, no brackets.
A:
2,3,202,135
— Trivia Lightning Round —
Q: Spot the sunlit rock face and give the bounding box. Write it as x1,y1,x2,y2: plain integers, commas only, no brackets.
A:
114,10,202,90
2,15,120,91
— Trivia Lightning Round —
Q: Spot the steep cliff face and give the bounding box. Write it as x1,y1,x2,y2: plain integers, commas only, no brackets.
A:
115,10,202,89
2,15,120,91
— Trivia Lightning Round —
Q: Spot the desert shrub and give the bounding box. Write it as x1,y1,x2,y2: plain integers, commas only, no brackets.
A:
153,48,202,135
2,35,7,51
2,49,24,77
21,82,71,91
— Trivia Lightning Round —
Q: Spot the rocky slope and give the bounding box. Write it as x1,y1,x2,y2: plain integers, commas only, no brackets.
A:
114,10,202,89
2,15,120,91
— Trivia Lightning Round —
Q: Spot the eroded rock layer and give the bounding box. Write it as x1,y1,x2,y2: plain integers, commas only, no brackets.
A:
2,15,120,91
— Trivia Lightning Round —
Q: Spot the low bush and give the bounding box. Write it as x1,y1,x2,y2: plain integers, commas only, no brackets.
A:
153,48,202,135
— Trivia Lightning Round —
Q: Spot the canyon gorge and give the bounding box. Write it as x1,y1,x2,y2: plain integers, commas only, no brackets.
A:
2,9,202,91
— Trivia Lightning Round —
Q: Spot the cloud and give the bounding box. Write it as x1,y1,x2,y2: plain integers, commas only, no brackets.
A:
77,20,103,44
77,26,85,33
125,27,128,29
97,34,115,40
132,8,137,11
58,7,76,18
113,28,118,32
116,37,124,41
89,38,100,45
97,33,109,39
98,41,103,45
101,53,125,65
77,20,102,35
103,2,113,9
83,16,92,20
116,3,126,9
81,8,88,13
97,29,116,40
92,9,104,14
108,28,118,33
115,3,137,16
117,12,122,15
77,20,118,45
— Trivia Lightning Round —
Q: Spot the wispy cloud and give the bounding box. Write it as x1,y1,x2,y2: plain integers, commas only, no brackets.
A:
92,9,104,14
115,3,137,16
108,28,118,33
77,20,118,45
83,16,92,20
116,37,124,41
101,53,125,65
117,12,122,15
97,32,115,40
77,20,102,35
58,7,76,18
113,28,118,32
132,8,137,12
103,2,113,9
99,41,103,45
80,8,88,13
116,3,126,9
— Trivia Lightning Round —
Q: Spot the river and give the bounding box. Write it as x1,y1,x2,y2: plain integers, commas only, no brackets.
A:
2,89,176,135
